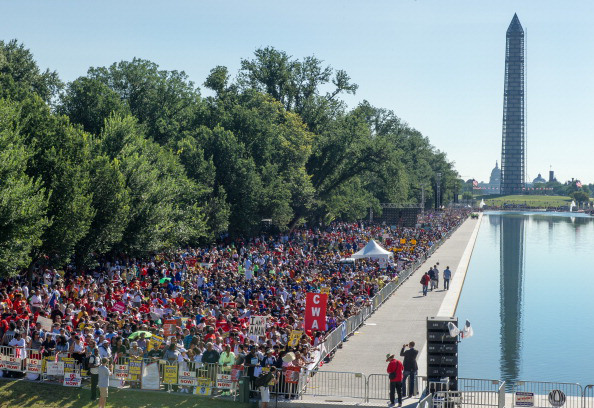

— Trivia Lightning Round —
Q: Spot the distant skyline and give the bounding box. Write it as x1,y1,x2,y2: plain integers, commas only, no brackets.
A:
2,0,593,184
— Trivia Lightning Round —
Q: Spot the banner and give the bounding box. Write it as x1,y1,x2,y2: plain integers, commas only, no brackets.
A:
162,364,178,384
63,373,82,387
288,330,303,347
248,316,267,336
114,364,129,380
178,370,198,386
141,362,160,390
304,293,328,331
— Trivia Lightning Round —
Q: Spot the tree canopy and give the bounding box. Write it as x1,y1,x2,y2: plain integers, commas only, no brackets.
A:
0,42,460,276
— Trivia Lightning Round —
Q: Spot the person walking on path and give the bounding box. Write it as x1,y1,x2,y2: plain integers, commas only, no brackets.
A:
97,357,112,408
443,266,451,290
420,271,431,296
400,342,419,398
386,353,404,407
428,267,436,291
88,348,101,401
433,264,440,289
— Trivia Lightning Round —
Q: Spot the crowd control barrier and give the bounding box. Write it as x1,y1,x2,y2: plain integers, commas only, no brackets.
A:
310,217,465,374
512,381,583,408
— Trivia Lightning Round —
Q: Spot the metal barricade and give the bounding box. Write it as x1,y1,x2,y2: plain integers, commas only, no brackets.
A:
418,392,434,408
250,367,306,401
512,381,583,408
303,370,367,400
584,385,594,408
367,373,390,402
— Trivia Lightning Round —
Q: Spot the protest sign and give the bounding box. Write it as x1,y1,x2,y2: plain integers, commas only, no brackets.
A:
162,364,178,384
63,373,82,387
284,366,301,384
163,320,177,337
112,302,127,313
114,364,129,380
128,358,142,380
178,370,198,386
141,362,160,390
2,356,22,371
216,373,233,389
26,358,42,374
195,378,212,395
248,316,267,336
46,361,64,376
36,316,53,332
288,330,303,347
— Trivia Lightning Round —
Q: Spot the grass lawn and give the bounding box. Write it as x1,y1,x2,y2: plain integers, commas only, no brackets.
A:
480,195,572,208
0,379,255,408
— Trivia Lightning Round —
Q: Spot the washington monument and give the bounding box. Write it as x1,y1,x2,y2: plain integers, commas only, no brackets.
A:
500,14,525,195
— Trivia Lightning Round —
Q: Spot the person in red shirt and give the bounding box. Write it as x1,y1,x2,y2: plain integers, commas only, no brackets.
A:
386,353,404,407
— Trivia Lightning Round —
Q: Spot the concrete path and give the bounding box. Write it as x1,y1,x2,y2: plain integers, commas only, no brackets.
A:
289,215,484,407
318,214,483,377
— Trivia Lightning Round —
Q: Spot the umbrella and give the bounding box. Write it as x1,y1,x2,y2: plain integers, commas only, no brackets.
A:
128,331,153,340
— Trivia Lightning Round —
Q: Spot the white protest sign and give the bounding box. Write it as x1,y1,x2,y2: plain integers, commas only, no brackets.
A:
248,316,267,336
63,373,82,387
36,316,53,332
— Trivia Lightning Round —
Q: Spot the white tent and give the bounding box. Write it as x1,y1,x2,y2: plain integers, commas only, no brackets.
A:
350,239,393,260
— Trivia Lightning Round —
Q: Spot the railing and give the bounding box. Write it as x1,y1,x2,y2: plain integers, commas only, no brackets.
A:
302,370,367,401
310,217,464,373
512,381,583,408
418,392,434,408
584,385,594,408
249,367,307,401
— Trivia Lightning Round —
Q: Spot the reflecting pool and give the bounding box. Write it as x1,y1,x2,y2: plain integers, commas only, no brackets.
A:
456,211,594,385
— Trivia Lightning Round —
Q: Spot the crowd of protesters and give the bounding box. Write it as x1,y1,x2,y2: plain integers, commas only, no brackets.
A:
0,209,469,396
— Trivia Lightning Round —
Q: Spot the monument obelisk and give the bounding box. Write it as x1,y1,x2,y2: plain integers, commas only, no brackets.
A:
500,14,525,195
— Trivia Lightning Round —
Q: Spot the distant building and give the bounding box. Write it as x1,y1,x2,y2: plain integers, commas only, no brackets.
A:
477,161,502,194
532,173,546,184
500,14,526,195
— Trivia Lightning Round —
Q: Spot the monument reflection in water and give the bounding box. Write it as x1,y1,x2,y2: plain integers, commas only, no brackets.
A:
457,212,594,385
499,214,525,384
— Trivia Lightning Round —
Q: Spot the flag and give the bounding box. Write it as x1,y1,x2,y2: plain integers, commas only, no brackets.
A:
576,181,582,188
48,292,57,309
472,180,478,187
462,320,474,338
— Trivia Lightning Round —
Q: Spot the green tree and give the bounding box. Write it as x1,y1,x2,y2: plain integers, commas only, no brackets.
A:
571,190,590,203
0,100,49,276
0,40,62,103
58,77,130,135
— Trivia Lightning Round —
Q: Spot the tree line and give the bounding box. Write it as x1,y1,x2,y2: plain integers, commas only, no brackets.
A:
0,41,458,276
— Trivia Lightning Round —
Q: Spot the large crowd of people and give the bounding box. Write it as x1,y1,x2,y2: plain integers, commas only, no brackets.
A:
0,209,469,392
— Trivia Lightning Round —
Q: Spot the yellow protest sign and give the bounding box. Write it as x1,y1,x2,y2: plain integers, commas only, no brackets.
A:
288,330,302,347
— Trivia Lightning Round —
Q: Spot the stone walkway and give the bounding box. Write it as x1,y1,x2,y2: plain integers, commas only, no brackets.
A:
283,214,484,407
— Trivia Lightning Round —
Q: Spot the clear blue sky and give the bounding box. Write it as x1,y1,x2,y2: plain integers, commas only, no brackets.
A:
3,0,594,184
